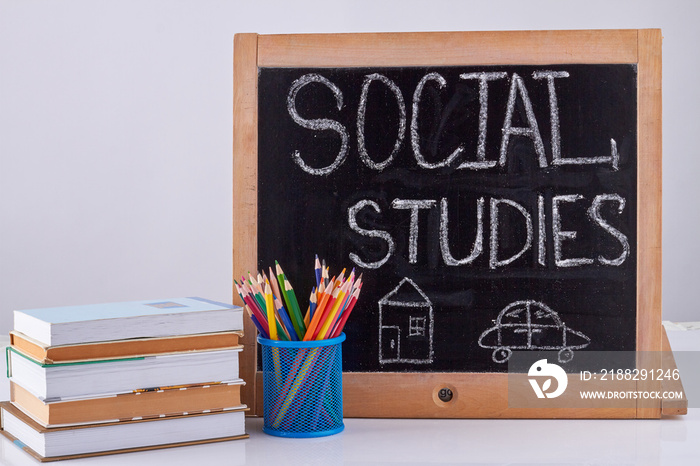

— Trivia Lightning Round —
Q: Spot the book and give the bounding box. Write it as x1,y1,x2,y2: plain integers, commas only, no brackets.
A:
0,401,248,462
13,297,243,346
9,330,242,364
8,347,242,401
10,380,245,427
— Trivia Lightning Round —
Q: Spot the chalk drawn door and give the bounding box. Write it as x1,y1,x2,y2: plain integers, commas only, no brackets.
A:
380,326,400,362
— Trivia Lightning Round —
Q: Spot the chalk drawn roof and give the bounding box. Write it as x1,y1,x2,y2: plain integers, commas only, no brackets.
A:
379,277,431,307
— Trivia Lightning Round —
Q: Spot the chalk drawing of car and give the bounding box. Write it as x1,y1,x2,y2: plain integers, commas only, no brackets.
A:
478,300,591,363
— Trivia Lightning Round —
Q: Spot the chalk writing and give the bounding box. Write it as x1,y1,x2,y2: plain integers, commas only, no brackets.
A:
357,73,406,171
411,72,464,169
347,194,629,270
500,73,547,168
287,73,349,176
287,70,623,175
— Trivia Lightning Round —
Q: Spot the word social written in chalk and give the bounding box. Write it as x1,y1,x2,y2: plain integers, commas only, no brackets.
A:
286,71,619,175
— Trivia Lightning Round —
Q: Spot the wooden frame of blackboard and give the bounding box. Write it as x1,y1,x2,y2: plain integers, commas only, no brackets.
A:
233,30,672,419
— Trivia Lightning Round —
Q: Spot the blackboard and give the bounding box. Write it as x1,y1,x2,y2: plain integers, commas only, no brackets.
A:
233,30,663,418
258,64,637,373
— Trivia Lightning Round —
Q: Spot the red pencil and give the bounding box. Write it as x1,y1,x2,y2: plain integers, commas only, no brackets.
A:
330,284,362,338
237,282,269,330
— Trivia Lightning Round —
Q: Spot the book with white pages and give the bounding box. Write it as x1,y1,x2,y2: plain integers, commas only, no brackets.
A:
0,401,248,462
13,297,243,347
7,347,241,401
10,379,246,428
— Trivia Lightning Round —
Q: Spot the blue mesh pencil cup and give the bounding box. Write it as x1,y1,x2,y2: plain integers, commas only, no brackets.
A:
258,333,345,437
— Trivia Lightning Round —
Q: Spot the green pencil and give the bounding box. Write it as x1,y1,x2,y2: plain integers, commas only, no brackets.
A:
275,261,305,338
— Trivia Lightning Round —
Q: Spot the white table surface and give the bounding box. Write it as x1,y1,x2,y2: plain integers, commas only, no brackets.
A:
1,329,698,465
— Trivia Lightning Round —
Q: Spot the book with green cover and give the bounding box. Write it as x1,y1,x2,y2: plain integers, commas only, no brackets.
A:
7,346,242,401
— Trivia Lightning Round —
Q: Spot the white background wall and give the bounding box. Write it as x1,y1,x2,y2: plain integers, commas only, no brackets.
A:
1,0,698,332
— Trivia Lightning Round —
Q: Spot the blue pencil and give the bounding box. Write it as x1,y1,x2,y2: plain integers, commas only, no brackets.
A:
314,255,322,289
274,296,298,341
309,289,318,320
249,311,269,339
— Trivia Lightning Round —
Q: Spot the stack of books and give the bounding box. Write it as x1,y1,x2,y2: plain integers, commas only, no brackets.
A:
0,297,248,461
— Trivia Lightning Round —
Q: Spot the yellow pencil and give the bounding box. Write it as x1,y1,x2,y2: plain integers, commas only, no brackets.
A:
264,280,277,340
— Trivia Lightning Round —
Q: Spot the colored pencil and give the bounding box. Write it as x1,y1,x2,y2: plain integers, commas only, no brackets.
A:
274,296,298,341
274,309,292,341
314,255,322,289
321,260,328,286
240,258,362,342
303,288,315,328
264,281,278,340
248,272,262,295
311,285,341,340
275,262,303,337
243,304,269,339
236,282,268,332
283,274,306,337
309,289,317,321
316,280,350,340
330,285,361,338
303,276,336,341
268,266,283,303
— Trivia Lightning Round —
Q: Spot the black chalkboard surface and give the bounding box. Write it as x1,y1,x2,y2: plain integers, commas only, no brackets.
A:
258,65,637,373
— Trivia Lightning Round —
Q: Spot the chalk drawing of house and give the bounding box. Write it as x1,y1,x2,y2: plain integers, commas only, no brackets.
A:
379,277,433,365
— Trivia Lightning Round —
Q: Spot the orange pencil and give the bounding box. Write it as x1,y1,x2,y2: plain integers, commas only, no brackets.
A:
336,268,346,286
316,280,325,303
311,286,339,340
303,276,336,341
316,280,350,340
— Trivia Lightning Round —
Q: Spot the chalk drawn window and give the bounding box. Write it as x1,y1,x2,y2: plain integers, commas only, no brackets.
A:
409,316,427,337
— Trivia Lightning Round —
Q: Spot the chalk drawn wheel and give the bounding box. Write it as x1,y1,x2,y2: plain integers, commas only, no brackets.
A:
492,347,512,363
558,347,574,363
